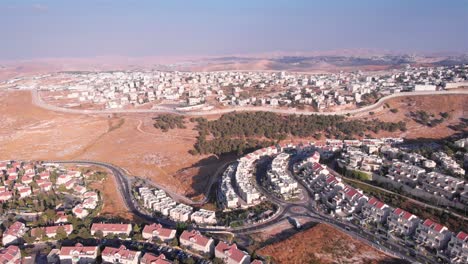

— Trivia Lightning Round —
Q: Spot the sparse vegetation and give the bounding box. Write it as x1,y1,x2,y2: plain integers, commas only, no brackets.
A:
409,110,450,127
217,201,278,227
153,114,186,132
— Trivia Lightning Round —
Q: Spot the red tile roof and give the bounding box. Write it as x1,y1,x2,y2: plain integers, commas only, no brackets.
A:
141,252,170,264
32,224,73,236
456,231,468,241
0,245,20,263
3,222,25,237
102,246,139,261
180,230,211,247
215,242,248,263
142,224,174,239
423,219,446,233
91,223,131,233
60,243,97,257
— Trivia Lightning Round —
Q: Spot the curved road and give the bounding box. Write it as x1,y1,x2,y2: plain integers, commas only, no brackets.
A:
51,159,438,263
31,89,468,116
48,160,288,234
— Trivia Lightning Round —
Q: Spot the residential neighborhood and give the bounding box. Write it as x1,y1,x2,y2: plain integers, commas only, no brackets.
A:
7,64,468,114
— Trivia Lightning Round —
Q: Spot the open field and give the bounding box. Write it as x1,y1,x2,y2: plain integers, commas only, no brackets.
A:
0,90,226,218
0,90,466,219
352,94,468,139
257,223,397,264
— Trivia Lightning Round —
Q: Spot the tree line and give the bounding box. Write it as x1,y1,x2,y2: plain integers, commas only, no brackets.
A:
188,112,407,156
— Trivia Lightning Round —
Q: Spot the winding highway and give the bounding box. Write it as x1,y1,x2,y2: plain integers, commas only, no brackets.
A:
31,88,468,116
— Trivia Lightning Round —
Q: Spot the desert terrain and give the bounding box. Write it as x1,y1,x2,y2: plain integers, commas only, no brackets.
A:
1,89,466,220
0,90,226,219
257,223,398,264
356,94,468,139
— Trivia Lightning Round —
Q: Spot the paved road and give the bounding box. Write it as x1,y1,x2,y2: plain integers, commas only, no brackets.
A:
31,89,468,116
290,167,438,263
48,159,282,233
327,166,468,221
49,159,440,263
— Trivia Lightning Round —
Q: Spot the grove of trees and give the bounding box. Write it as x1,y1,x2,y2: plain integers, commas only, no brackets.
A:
153,114,186,132
189,112,407,156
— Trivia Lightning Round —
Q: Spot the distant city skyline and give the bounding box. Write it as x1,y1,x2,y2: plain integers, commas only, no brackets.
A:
0,0,467,60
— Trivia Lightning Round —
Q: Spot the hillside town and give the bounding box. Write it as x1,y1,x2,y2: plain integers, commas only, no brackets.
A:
3,64,468,112
137,187,217,226
0,160,262,264
0,134,467,263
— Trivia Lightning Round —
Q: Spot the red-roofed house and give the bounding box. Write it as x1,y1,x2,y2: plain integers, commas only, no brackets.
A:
0,191,13,202
0,245,21,264
75,185,87,195
22,164,34,174
56,174,73,185
215,242,250,264
446,231,468,264
101,245,141,264
55,212,69,224
20,174,33,185
6,168,17,178
58,243,98,263
37,180,53,192
0,162,8,171
361,197,392,224
39,171,50,180
387,208,420,237
64,179,78,190
72,204,89,219
180,230,214,255
140,252,171,264
90,223,132,237
415,219,452,250
142,224,176,242
17,185,32,198
31,224,73,239
2,222,27,246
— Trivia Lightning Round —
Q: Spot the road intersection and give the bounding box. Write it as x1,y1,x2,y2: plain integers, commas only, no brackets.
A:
49,159,441,264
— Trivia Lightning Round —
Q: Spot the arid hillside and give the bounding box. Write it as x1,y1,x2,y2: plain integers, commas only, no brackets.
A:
0,90,466,219
258,223,399,264
357,94,468,139
0,90,224,218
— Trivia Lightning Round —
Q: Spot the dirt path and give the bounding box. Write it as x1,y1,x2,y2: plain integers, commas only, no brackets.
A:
134,119,195,140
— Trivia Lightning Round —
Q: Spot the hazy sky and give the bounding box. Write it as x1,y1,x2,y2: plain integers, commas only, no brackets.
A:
1,0,467,60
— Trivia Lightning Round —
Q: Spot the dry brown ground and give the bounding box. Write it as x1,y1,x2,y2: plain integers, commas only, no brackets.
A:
1,90,466,219
0,90,222,218
355,94,468,139
89,174,135,221
257,223,395,264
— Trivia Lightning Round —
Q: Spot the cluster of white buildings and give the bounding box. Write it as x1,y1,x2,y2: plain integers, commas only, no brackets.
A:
265,153,299,199
298,158,367,216
335,138,467,205
218,164,240,209
296,154,467,263
48,243,172,264
12,64,467,112
338,144,384,173
432,151,466,176
362,197,467,263
138,187,216,225
387,161,467,202
219,146,284,210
